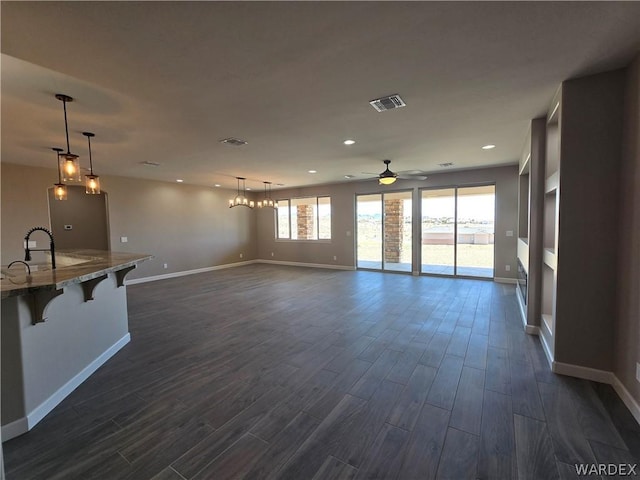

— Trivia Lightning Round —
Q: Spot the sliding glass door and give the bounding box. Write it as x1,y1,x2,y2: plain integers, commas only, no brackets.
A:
356,191,412,272
356,194,383,270
421,188,456,275
421,185,495,278
456,185,495,278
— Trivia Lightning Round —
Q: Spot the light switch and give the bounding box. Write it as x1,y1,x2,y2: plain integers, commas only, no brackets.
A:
120,236,128,243
506,230,514,237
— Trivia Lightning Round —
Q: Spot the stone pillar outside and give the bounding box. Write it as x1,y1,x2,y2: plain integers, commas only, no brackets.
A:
297,204,316,240
384,199,403,264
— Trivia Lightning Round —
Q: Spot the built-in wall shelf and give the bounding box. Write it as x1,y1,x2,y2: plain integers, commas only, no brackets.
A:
516,118,546,331
543,248,556,270
541,314,553,336
517,238,529,273
545,171,559,193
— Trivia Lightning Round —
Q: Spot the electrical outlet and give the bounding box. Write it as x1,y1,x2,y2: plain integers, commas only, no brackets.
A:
333,256,337,261
506,230,514,237
505,265,511,272
239,253,243,259
64,224,73,230
636,363,640,383
120,236,128,243
163,263,168,269
346,231,351,237
271,252,274,257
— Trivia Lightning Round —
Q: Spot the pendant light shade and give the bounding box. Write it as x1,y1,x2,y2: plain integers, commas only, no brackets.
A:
55,94,81,182
52,147,68,201
82,132,101,194
229,177,254,208
257,181,276,209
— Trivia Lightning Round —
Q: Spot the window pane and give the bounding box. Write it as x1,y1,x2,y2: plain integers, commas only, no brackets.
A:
277,199,290,238
421,188,455,275
318,197,331,239
456,185,495,278
357,194,382,269
291,197,318,240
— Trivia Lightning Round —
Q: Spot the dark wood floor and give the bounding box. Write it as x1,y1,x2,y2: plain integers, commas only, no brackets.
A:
4,265,640,479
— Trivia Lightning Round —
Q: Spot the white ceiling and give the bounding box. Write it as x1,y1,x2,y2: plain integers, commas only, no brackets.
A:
2,2,640,190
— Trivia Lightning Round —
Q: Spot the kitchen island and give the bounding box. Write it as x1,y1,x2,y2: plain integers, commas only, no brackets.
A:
1,250,151,441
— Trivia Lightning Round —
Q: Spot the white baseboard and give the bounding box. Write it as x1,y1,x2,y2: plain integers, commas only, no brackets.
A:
256,259,356,271
0,418,28,443
515,289,527,328
2,333,131,442
612,376,640,425
494,277,517,284
539,331,554,367
552,361,616,384
549,362,640,425
126,260,258,285
525,325,540,335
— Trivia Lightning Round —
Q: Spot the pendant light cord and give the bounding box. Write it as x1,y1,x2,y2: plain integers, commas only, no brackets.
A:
62,99,71,154
87,135,94,174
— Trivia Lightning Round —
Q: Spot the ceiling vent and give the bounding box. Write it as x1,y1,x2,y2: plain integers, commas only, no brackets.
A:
369,94,406,112
140,161,160,167
438,162,454,167
220,137,248,146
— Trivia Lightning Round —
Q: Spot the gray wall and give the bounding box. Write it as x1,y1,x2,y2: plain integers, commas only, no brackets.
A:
554,69,625,371
258,165,519,279
1,163,258,279
48,185,109,251
616,53,640,402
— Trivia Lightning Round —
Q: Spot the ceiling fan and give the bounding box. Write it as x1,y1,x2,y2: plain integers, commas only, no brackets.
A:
363,160,428,185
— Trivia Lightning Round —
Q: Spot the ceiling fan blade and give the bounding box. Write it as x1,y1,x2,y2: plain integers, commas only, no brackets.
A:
397,173,428,180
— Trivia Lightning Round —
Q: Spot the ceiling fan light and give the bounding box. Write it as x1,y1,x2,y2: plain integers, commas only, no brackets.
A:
379,176,397,185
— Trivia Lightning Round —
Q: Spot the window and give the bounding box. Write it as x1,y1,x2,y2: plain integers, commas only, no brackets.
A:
276,196,331,240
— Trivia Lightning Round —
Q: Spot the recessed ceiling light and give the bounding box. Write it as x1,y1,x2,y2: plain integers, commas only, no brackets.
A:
344,175,355,179
343,139,355,145
308,170,317,174
482,144,496,150
176,179,184,183
214,184,221,187
246,187,252,191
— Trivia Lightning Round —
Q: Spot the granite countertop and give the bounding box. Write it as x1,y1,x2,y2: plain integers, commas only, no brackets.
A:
1,250,152,298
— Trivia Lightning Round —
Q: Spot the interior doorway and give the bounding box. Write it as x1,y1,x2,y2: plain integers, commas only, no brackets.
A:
48,185,110,251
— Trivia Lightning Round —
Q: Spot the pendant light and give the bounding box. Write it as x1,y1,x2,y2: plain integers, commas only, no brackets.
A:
55,94,81,182
82,132,101,194
257,181,276,209
229,177,254,208
52,147,68,201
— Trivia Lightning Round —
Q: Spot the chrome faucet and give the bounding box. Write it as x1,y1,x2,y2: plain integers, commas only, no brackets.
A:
24,227,56,269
